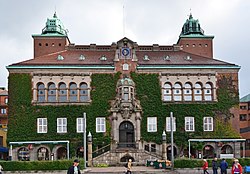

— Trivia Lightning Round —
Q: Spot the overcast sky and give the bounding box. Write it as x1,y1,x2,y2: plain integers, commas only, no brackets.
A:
0,0,249,98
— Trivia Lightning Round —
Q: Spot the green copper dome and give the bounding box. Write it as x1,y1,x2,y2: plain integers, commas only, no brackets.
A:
41,12,68,36
117,77,135,87
180,14,204,36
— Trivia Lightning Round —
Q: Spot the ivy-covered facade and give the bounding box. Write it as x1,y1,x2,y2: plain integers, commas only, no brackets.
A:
6,13,242,163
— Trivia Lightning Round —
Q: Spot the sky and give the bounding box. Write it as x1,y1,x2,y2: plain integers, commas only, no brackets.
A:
0,0,249,98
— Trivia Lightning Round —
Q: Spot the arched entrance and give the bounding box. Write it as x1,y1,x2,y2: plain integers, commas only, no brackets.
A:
167,145,177,160
57,147,67,160
37,147,49,160
119,121,135,148
203,145,215,159
221,145,233,154
120,154,135,162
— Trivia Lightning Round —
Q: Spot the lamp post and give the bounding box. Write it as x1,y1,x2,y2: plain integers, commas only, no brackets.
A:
162,130,167,160
87,132,93,167
170,112,174,171
83,113,87,169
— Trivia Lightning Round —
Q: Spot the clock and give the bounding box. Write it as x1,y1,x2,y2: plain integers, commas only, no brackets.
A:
122,48,130,57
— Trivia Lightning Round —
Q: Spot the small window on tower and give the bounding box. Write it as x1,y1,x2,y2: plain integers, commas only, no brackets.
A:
45,43,48,46
192,44,195,47
39,43,42,46
52,43,55,46
59,43,62,46
205,44,208,47
186,44,189,47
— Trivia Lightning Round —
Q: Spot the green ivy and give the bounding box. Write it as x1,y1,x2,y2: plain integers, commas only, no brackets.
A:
7,73,120,156
7,72,240,156
131,72,240,148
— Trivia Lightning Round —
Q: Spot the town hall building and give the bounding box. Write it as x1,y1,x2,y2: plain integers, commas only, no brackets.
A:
6,12,243,164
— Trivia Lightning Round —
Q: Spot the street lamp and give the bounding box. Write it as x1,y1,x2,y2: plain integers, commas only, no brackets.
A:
162,131,166,141
88,132,92,142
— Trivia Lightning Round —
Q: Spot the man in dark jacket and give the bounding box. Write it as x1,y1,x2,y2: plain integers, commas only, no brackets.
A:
220,158,228,174
212,157,218,174
67,159,81,174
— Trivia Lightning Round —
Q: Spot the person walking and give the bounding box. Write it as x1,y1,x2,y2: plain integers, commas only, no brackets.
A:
202,159,209,174
126,159,132,174
0,164,3,174
67,159,81,174
231,159,242,174
212,157,218,174
220,158,228,174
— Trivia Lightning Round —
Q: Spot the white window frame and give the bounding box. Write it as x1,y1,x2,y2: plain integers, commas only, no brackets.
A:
185,117,195,131
1,109,6,114
57,118,67,133
203,117,213,131
166,117,176,132
37,118,47,133
147,117,157,132
96,117,106,133
76,118,84,133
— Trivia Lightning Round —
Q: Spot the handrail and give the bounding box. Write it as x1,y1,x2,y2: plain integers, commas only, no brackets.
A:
92,144,111,158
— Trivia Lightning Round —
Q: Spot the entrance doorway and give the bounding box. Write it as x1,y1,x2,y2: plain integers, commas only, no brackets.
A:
119,121,135,148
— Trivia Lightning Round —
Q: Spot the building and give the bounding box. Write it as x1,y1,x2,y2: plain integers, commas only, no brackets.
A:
239,94,250,156
0,87,8,159
6,13,243,163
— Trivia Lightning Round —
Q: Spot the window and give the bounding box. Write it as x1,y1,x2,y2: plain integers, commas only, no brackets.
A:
163,83,172,101
184,83,192,101
80,83,88,102
204,83,212,101
37,83,45,102
57,118,67,133
173,83,182,101
37,118,47,133
48,82,56,102
240,105,247,110
69,83,78,102
203,117,213,131
185,117,194,131
123,63,129,70
166,117,176,131
96,117,106,132
194,83,202,101
4,98,8,104
123,87,129,101
240,114,247,121
147,117,157,132
0,109,6,114
58,83,67,102
76,118,84,133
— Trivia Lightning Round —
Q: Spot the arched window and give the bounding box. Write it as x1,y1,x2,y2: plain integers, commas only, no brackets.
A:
184,83,192,101
205,83,213,101
37,147,49,160
163,83,172,101
173,83,182,101
37,83,45,102
80,82,88,102
48,82,56,102
194,83,202,101
58,82,67,102
18,147,30,161
69,83,78,102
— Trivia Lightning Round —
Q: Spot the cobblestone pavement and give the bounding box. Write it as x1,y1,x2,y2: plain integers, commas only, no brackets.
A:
3,167,232,174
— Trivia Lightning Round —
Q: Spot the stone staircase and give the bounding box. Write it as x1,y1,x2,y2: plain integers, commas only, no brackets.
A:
92,148,162,166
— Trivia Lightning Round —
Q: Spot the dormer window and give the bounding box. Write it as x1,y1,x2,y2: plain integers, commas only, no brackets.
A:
163,55,170,61
143,55,150,61
100,55,107,61
57,55,64,60
184,55,192,61
79,55,86,61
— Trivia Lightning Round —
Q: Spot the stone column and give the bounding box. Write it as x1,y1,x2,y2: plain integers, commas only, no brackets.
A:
162,131,167,160
87,132,93,167
135,112,141,149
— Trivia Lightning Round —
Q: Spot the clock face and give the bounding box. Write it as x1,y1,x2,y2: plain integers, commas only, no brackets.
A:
122,48,130,57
